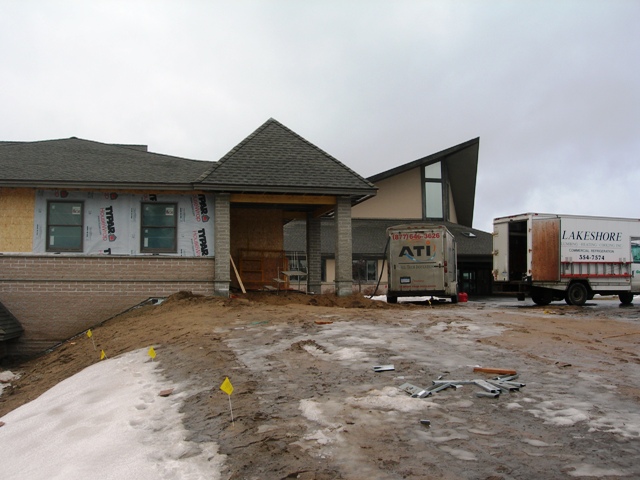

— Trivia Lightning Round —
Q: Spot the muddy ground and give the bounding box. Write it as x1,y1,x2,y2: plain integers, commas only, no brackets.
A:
1,292,639,479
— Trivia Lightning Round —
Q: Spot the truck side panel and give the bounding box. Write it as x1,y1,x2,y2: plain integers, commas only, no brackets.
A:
532,218,560,281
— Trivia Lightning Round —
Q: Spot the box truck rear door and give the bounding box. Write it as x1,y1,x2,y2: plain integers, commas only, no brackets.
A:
493,221,509,282
532,217,560,281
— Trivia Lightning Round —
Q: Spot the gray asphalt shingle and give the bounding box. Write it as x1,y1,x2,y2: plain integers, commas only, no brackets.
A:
199,118,376,195
1,120,377,199
0,138,211,185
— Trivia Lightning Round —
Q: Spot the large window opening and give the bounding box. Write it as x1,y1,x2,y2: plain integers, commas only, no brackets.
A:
141,203,177,253
424,161,444,220
46,201,84,252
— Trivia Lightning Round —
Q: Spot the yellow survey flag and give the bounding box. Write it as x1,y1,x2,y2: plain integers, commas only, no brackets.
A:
220,377,234,395
148,346,156,360
100,350,107,360
86,329,92,338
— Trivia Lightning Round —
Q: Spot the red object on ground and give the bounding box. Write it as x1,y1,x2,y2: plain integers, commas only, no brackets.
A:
458,292,468,302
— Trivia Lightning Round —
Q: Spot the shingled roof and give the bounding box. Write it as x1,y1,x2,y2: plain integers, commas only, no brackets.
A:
198,118,377,197
1,121,377,201
284,218,492,257
0,138,212,189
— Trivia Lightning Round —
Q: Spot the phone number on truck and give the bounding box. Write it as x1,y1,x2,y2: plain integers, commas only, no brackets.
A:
391,232,440,241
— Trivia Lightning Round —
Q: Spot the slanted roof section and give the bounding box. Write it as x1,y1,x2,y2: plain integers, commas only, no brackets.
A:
0,138,212,189
368,138,479,228
0,301,23,342
198,118,377,198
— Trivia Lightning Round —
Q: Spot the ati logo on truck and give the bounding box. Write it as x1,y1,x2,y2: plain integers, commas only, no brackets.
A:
192,194,210,222
399,243,436,261
99,206,117,242
193,228,209,256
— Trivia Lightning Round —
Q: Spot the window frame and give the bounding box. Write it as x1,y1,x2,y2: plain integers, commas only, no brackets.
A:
352,258,378,283
422,160,446,221
46,200,84,252
140,202,178,254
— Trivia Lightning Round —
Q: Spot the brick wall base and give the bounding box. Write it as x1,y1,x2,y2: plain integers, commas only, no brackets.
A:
0,255,215,357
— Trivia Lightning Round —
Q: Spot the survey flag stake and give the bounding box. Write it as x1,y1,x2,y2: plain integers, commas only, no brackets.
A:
148,346,156,361
220,377,235,425
87,329,96,350
100,350,107,360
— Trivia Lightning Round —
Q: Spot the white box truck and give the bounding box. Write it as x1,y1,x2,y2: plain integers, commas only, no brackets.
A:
493,213,640,306
386,224,458,304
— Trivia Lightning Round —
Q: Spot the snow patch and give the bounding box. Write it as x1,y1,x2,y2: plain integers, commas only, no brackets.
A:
521,438,554,447
0,349,225,480
588,411,640,439
438,445,477,461
528,399,592,426
346,387,441,413
299,399,327,424
567,464,629,477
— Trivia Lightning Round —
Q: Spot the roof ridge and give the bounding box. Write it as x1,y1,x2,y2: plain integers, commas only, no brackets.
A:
268,119,377,189
368,137,480,182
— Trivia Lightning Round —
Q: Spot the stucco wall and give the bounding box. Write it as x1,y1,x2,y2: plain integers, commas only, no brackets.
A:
352,168,422,219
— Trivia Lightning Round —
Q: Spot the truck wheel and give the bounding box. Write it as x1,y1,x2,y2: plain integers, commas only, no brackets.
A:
531,289,552,306
566,283,588,306
619,292,634,305
387,296,397,304
450,295,458,304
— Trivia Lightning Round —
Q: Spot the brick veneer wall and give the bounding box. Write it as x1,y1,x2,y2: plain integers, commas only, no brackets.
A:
0,255,216,357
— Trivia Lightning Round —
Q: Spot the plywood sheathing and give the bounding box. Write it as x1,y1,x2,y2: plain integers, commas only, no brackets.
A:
231,208,286,290
0,188,35,252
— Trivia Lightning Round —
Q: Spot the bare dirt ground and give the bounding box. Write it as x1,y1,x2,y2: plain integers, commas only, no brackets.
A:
1,291,640,479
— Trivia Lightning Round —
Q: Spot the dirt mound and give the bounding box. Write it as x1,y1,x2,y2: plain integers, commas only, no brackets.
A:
231,291,396,308
156,290,399,309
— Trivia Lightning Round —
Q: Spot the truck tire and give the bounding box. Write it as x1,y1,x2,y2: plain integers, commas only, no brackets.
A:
450,295,458,304
565,283,588,306
531,288,552,306
387,296,398,304
619,292,634,305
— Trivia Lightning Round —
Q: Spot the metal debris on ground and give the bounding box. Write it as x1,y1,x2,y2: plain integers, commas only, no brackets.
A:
373,364,395,372
398,374,525,399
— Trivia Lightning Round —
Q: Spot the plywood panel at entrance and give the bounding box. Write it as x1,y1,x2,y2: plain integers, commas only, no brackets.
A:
231,208,285,290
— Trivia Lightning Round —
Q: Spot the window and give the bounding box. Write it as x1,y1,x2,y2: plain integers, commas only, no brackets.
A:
46,201,84,252
141,203,177,253
353,259,378,282
424,161,443,220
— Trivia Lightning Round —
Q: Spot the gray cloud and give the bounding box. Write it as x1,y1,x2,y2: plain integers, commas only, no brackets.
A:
1,0,638,232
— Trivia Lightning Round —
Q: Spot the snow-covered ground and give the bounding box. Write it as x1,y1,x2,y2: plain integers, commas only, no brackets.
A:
0,349,225,480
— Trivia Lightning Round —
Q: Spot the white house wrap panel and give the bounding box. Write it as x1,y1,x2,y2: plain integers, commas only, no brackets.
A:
33,190,214,256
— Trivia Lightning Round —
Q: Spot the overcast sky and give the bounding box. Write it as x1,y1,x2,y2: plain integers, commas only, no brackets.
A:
2,1,638,232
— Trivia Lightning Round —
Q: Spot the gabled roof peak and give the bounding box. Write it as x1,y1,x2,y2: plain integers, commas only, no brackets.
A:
198,118,376,197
